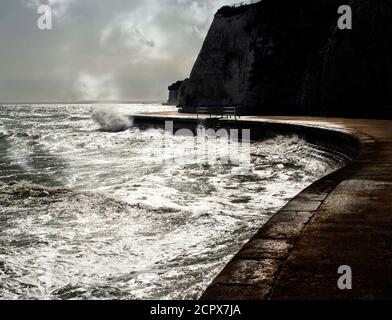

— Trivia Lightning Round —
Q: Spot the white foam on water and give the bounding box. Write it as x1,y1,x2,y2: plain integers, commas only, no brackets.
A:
0,103,347,300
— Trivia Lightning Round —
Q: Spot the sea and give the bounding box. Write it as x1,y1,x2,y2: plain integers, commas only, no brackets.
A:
0,103,347,300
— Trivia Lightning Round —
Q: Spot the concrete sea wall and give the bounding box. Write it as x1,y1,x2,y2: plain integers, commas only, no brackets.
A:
133,114,360,159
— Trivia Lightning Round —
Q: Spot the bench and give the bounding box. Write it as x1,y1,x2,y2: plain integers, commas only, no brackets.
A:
196,106,241,120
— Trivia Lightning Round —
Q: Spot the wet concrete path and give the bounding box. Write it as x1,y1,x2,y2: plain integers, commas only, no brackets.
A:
259,118,392,300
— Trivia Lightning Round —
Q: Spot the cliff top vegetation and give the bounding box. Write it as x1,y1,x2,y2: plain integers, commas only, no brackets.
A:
216,1,262,17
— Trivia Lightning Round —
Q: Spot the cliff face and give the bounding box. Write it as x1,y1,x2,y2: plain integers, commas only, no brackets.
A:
178,0,392,117
178,5,260,113
300,0,392,116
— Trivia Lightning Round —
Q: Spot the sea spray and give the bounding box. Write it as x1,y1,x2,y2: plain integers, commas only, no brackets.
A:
92,106,133,132
0,126,9,139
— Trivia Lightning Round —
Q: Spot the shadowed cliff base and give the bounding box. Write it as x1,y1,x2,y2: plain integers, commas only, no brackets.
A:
177,0,392,118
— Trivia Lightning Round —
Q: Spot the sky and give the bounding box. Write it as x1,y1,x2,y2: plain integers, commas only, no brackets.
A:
0,0,238,103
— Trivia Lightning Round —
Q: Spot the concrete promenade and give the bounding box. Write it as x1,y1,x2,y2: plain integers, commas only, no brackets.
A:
136,112,392,299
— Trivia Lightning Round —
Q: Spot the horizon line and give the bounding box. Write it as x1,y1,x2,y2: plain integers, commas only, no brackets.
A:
0,100,166,105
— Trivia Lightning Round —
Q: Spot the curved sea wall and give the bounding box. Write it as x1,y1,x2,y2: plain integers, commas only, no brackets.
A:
134,114,387,299
133,115,360,159
200,121,374,300
178,0,392,117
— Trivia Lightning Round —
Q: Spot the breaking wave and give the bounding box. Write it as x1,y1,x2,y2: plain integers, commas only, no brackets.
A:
92,106,133,132
0,127,9,139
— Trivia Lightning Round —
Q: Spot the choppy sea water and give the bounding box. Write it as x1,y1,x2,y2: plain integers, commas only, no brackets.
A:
0,104,347,300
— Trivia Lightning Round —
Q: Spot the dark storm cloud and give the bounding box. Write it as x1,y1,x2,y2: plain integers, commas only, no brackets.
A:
0,0,237,102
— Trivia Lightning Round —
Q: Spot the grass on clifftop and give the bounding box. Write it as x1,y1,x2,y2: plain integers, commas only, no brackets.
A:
216,2,262,17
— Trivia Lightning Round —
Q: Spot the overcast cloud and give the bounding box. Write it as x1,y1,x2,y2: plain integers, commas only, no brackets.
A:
0,0,237,102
